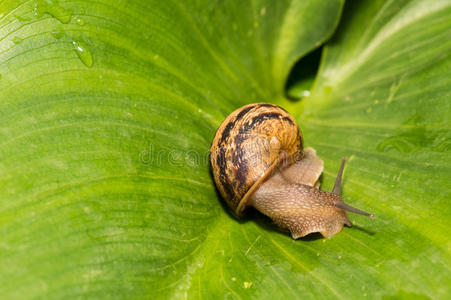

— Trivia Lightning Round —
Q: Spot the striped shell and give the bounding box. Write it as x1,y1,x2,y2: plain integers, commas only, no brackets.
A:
210,103,303,216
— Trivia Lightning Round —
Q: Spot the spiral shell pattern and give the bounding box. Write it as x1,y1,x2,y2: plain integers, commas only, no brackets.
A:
210,103,303,216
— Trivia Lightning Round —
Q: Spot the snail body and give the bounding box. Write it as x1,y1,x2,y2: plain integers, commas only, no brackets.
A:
210,103,373,239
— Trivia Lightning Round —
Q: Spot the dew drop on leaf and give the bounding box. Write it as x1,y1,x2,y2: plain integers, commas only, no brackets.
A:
12,36,23,44
75,17,84,26
34,0,73,24
72,41,93,68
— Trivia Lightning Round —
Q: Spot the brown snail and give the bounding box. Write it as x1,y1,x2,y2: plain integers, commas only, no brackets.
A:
210,103,374,239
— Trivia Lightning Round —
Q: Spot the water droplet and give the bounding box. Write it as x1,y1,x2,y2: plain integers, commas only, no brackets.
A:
72,40,93,67
231,277,236,281
34,0,73,24
12,36,23,44
75,17,84,26
51,28,64,39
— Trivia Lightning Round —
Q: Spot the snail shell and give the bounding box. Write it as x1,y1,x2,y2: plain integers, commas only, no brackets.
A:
210,103,302,216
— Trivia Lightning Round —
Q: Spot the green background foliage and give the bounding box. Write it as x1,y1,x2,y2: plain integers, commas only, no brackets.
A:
0,0,449,298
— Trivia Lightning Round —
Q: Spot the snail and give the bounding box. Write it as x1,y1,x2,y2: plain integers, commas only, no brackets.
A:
210,103,374,239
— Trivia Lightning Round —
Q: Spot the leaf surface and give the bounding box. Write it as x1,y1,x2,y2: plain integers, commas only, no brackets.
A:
0,0,449,299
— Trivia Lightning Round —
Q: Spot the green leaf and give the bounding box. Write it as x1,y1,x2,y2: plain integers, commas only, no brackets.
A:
299,0,451,298
0,0,449,299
